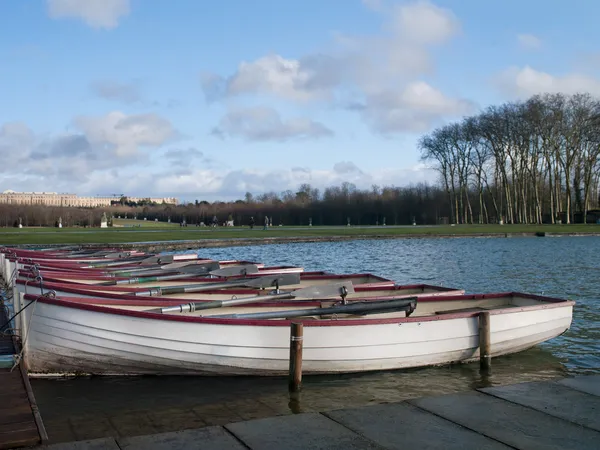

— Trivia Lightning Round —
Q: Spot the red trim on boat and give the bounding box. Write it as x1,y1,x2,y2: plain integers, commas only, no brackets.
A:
22,292,575,327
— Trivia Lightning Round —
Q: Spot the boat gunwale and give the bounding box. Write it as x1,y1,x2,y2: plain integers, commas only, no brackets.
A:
17,271,378,284
22,292,575,327
15,278,460,297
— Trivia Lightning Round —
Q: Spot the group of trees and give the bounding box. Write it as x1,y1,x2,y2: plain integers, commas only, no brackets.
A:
108,182,447,227
110,197,162,207
3,92,600,228
0,205,106,228
419,92,600,224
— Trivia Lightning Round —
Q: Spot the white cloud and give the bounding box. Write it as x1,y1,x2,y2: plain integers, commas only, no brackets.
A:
127,161,436,201
517,34,542,50
228,55,334,102
90,80,141,103
74,111,176,157
361,0,384,12
495,65,600,98
200,0,466,135
390,1,460,45
0,112,176,186
0,122,436,200
201,54,341,104
211,106,333,142
47,0,130,29
357,81,475,133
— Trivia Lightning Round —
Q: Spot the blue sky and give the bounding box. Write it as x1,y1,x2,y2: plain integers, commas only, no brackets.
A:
1,0,599,202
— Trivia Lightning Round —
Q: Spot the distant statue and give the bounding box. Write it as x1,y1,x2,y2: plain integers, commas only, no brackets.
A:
100,212,108,228
347,217,351,227
18,217,22,228
308,217,312,227
58,216,62,228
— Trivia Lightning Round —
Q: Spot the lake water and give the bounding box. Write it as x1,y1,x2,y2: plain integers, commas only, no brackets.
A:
31,236,600,442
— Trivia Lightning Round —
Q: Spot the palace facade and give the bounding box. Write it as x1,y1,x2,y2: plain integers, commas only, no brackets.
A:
0,190,178,207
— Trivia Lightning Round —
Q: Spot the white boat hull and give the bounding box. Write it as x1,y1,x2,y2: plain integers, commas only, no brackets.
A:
19,294,573,376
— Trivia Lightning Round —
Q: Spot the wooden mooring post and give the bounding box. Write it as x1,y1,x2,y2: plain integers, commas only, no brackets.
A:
479,311,491,373
288,322,304,392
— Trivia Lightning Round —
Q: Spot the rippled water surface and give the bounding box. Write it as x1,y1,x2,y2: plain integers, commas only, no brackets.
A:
31,236,600,442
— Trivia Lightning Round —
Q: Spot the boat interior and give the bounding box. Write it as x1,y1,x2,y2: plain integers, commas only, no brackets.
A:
51,292,568,321
16,280,463,301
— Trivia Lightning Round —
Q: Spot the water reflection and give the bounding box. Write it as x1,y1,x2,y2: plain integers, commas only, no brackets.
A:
32,345,571,444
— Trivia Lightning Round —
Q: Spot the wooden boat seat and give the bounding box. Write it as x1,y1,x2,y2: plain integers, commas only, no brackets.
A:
434,307,487,315
434,304,513,315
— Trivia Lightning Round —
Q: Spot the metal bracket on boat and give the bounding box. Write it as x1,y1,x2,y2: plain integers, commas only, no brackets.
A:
272,279,281,295
28,264,40,279
340,285,349,305
405,302,416,317
43,290,56,298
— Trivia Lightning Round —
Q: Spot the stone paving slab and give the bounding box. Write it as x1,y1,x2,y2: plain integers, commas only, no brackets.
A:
226,412,384,450
411,391,600,450
118,426,246,450
37,437,120,450
557,374,600,397
325,401,512,450
480,380,600,431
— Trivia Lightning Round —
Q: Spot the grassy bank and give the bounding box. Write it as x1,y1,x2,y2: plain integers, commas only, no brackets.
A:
0,222,598,246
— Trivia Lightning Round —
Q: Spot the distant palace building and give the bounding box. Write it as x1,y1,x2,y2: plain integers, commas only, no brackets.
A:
0,190,178,207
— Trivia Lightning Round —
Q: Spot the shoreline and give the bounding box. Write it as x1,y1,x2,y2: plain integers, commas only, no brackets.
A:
9,230,600,252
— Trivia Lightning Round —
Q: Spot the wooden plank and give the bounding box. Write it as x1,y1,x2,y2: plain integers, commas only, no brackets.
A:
0,421,38,436
435,307,486,314
0,429,40,450
18,354,49,443
0,423,39,450
0,305,38,450
0,409,35,426
0,381,28,392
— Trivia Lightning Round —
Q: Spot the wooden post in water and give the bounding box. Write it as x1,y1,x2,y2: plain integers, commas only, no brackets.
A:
479,311,491,373
288,322,304,392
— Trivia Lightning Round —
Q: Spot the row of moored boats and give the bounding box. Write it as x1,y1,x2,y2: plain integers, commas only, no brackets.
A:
0,246,574,376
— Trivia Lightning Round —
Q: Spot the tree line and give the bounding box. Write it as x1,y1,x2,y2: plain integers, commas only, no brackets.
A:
0,183,450,228
419,92,600,224
0,205,105,228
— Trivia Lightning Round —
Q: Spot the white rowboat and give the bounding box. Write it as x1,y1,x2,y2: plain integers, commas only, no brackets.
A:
14,290,573,377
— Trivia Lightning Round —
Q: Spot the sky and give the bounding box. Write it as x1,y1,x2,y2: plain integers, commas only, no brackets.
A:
1,0,599,202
